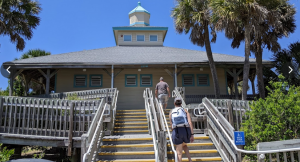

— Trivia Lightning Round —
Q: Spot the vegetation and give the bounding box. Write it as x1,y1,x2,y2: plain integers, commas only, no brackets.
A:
209,0,295,100
0,0,42,51
241,75,300,161
0,144,14,162
172,0,221,99
272,41,300,87
0,87,9,96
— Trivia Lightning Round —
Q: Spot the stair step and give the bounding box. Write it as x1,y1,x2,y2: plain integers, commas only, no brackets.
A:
117,113,146,115
116,116,147,118
115,126,148,129
167,157,222,161
103,138,153,142
99,151,154,156
98,160,155,162
115,122,148,125
117,109,146,112
101,144,154,148
167,136,210,140
167,143,213,147
114,130,149,133
167,150,218,154
116,119,148,121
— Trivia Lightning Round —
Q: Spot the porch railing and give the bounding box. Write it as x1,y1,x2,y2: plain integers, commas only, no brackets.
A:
31,88,117,100
0,96,100,137
185,94,259,104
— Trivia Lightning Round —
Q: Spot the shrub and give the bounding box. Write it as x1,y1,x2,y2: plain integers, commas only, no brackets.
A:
0,143,14,161
241,75,300,160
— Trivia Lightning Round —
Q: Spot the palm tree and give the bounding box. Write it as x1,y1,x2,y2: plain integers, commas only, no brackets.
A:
0,0,41,51
210,0,289,100
172,0,221,98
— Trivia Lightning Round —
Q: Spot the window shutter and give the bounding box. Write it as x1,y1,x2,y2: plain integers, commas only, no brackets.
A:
141,76,151,85
183,75,193,85
198,75,208,85
126,76,136,85
91,76,101,86
75,76,86,86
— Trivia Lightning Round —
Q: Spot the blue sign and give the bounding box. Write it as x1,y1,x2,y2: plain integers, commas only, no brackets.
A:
234,131,245,145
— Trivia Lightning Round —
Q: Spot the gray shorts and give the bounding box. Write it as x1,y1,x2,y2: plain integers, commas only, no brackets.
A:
158,94,169,105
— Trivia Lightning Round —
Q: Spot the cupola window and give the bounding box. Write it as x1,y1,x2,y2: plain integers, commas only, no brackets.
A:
137,35,145,41
124,35,132,41
150,35,158,41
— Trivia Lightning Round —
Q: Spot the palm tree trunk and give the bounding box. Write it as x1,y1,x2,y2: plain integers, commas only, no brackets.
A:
242,23,251,100
256,41,265,99
204,23,220,99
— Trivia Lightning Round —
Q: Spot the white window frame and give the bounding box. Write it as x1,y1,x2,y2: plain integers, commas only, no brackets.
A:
136,34,145,42
123,34,132,42
149,34,158,42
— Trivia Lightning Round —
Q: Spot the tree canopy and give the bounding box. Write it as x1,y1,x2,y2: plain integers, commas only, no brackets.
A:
0,0,41,51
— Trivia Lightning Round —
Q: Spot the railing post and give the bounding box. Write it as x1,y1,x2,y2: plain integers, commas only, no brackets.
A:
227,100,234,127
0,96,3,127
81,134,88,162
158,131,166,162
68,102,75,156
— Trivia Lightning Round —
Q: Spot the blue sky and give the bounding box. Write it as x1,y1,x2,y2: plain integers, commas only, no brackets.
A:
0,0,299,93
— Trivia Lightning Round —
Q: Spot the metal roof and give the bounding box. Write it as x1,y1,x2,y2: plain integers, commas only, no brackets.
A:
9,46,271,66
129,2,150,15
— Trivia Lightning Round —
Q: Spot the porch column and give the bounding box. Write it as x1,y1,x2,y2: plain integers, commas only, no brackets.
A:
111,65,114,88
233,69,239,99
46,69,50,95
174,64,178,87
9,71,14,96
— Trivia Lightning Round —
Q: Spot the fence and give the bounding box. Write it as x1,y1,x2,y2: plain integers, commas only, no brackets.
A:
0,96,100,137
31,88,117,100
185,94,259,104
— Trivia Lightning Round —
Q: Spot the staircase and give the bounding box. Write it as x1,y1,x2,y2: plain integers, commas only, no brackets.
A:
165,109,222,162
97,109,156,162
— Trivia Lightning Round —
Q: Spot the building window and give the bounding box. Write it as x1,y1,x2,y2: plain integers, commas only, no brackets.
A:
140,74,152,87
90,75,102,87
124,35,132,41
137,35,145,41
182,74,194,87
74,75,87,87
197,74,210,86
150,35,158,41
125,74,138,87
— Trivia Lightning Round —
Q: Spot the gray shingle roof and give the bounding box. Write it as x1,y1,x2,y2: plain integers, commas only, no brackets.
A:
11,46,270,65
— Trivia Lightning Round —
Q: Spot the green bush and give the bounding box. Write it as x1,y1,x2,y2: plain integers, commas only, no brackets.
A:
241,75,300,161
0,144,14,162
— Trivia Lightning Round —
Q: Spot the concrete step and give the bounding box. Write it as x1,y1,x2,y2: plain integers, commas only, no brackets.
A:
167,149,219,158
98,151,155,160
101,143,154,151
167,157,222,162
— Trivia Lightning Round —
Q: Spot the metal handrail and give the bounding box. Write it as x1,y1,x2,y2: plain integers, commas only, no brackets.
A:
202,97,300,161
144,88,158,161
155,97,178,162
172,88,186,108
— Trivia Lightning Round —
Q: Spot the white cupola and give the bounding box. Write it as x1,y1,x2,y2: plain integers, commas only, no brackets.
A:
128,2,150,26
